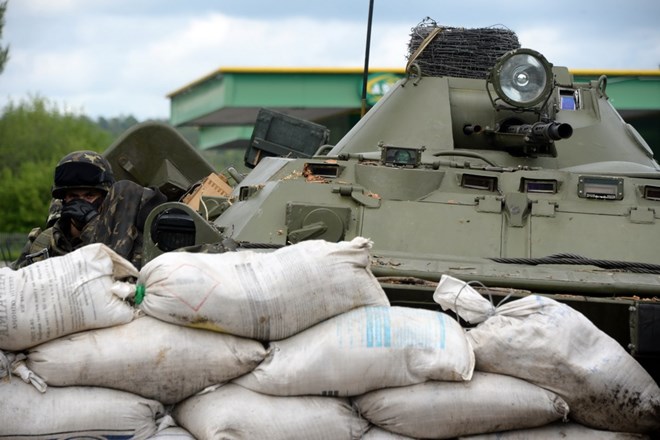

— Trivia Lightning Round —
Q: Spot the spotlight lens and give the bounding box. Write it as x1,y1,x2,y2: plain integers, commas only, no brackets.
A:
491,49,553,108
501,54,547,104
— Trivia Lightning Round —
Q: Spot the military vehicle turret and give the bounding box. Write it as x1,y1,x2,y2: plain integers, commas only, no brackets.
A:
105,23,660,381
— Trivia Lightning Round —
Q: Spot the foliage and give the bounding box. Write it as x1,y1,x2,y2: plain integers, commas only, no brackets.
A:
0,96,113,232
0,0,8,75
97,115,140,138
0,161,53,231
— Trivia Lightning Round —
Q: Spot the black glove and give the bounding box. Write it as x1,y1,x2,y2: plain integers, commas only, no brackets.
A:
61,198,99,230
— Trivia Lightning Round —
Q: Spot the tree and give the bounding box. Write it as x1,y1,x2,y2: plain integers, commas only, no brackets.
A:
0,1,9,74
96,115,140,137
0,96,113,232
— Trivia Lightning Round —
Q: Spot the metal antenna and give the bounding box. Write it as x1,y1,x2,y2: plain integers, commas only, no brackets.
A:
361,0,375,118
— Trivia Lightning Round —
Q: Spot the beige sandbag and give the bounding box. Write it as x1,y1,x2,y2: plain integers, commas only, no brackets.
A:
0,378,164,440
146,426,197,440
353,372,569,439
235,305,474,396
433,275,660,434
0,243,137,351
27,315,267,404
458,421,650,439
136,237,389,340
173,383,369,439
362,426,416,439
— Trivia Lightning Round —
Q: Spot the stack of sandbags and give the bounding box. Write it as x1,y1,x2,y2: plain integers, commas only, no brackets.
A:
3,238,396,439
168,304,478,439
434,274,660,436
133,237,483,438
5,238,656,439
135,236,389,341
0,244,164,439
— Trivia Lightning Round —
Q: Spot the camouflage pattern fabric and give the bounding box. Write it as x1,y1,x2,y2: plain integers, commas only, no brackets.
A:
81,180,167,269
51,150,115,199
11,180,167,270
46,198,63,227
10,222,79,270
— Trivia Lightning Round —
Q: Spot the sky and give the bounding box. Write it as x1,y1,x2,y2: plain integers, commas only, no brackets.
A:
2,0,659,121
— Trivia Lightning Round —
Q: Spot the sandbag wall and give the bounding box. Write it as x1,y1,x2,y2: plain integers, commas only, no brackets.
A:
0,244,165,439
1,240,658,439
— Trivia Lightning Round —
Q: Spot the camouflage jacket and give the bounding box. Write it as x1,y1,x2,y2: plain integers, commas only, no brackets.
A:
11,180,167,270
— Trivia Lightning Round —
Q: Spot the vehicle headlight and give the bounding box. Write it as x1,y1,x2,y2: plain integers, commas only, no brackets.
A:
491,48,553,108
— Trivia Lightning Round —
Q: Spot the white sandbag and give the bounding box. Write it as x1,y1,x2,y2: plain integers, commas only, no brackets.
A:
458,421,650,439
146,427,197,440
362,426,416,439
235,305,474,396
434,274,660,434
27,315,267,404
353,371,569,439
136,237,389,340
0,378,164,440
0,243,137,351
173,383,369,440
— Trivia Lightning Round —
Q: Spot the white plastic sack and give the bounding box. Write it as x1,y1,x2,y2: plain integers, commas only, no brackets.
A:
0,378,164,440
354,371,569,439
458,421,651,439
173,383,369,439
434,274,660,434
146,427,196,440
27,315,267,404
0,243,137,351
137,237,389,340
362,426,416,440
235,305,474,396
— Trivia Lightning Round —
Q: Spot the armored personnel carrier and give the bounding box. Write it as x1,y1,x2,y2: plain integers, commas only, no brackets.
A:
105,23,660,380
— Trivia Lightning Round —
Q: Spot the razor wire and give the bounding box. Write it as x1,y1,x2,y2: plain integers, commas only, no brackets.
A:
407,17,521,79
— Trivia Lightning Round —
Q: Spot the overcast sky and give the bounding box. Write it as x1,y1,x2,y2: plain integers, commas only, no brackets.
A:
2,0,659,120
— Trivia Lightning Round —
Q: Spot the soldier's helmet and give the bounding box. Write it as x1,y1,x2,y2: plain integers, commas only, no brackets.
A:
51,150,115,199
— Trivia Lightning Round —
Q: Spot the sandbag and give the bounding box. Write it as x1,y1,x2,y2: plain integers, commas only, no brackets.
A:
136,237,389,340
0,378,164,440
27,315,267,404
173,383,369,439
458,421,650,439
146,426,197,440
433,274,660,434
0,243,137,351
235,305,474,396
353,371,569,439
362,426,416,439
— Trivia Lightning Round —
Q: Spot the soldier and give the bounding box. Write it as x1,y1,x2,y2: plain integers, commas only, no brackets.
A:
11,150,167,270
